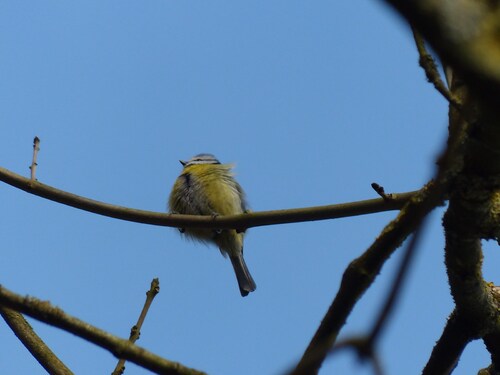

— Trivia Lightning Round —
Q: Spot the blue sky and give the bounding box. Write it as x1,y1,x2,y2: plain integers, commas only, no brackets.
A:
1,1,497,374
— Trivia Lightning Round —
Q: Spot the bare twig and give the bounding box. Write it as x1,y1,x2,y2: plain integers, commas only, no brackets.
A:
29,137,40,180
290,181,445,375
411,27,461,108
382,0,500,104
0,285,205,375
300,226,425,375
0,307,73,375
366,222,426,347
286,338,384,375
327,338,385,375
0,166,417,230
112,278,160,375
292,73,470,374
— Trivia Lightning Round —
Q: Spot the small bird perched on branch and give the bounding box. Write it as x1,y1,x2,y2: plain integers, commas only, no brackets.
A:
168,153,256,297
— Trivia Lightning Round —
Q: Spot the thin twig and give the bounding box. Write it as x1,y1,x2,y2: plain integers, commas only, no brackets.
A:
384,0,500,103
337,339,385,375
0,285,205,375
291,102,469,375
29,137,40,180
0,166,417,230
367,221,426,347
290,181,445,375
308,338,386,375
308,224,426,375
112,278,160,375
0,307,73,375
411,26,462,109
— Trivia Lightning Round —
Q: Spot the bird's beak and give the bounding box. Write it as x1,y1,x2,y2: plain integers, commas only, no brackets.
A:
179,160,187,166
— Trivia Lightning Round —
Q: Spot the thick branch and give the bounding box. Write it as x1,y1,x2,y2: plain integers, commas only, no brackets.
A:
0,285,205,375
484,330,500,375
1,307,73,375
422,310,471,375
0,167,415,230
443,200,494,324
431,38,500,370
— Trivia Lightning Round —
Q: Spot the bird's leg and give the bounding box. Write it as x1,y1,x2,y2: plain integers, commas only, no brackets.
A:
210,212,223,237
236,209,250,233
170,211,185,233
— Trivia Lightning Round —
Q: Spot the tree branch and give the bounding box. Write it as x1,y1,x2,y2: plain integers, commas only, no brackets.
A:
326,338,385,375
291,181,445,375
112,278,160,375
0,285,205,375
436,56,500,368
1,307,73,375
0,166,415,230
366,223,426,348
315,223,427,375
410,26,461,108
381,0,500,102
292,50,473,372
422,310,471,375
483,328,500,375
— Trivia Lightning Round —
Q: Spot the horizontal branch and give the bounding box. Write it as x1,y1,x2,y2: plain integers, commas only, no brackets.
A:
0,285,205,375
0,166,416,229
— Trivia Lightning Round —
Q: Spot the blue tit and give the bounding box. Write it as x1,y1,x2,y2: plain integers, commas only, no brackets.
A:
168,153,256,297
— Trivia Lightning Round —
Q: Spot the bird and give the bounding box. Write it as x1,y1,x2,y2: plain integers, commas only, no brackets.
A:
168,153,256,297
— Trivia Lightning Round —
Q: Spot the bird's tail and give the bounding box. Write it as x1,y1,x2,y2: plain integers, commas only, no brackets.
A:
229,254,256,297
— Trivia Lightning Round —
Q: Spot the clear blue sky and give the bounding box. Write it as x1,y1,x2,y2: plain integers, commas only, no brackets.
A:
1,2,497,374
